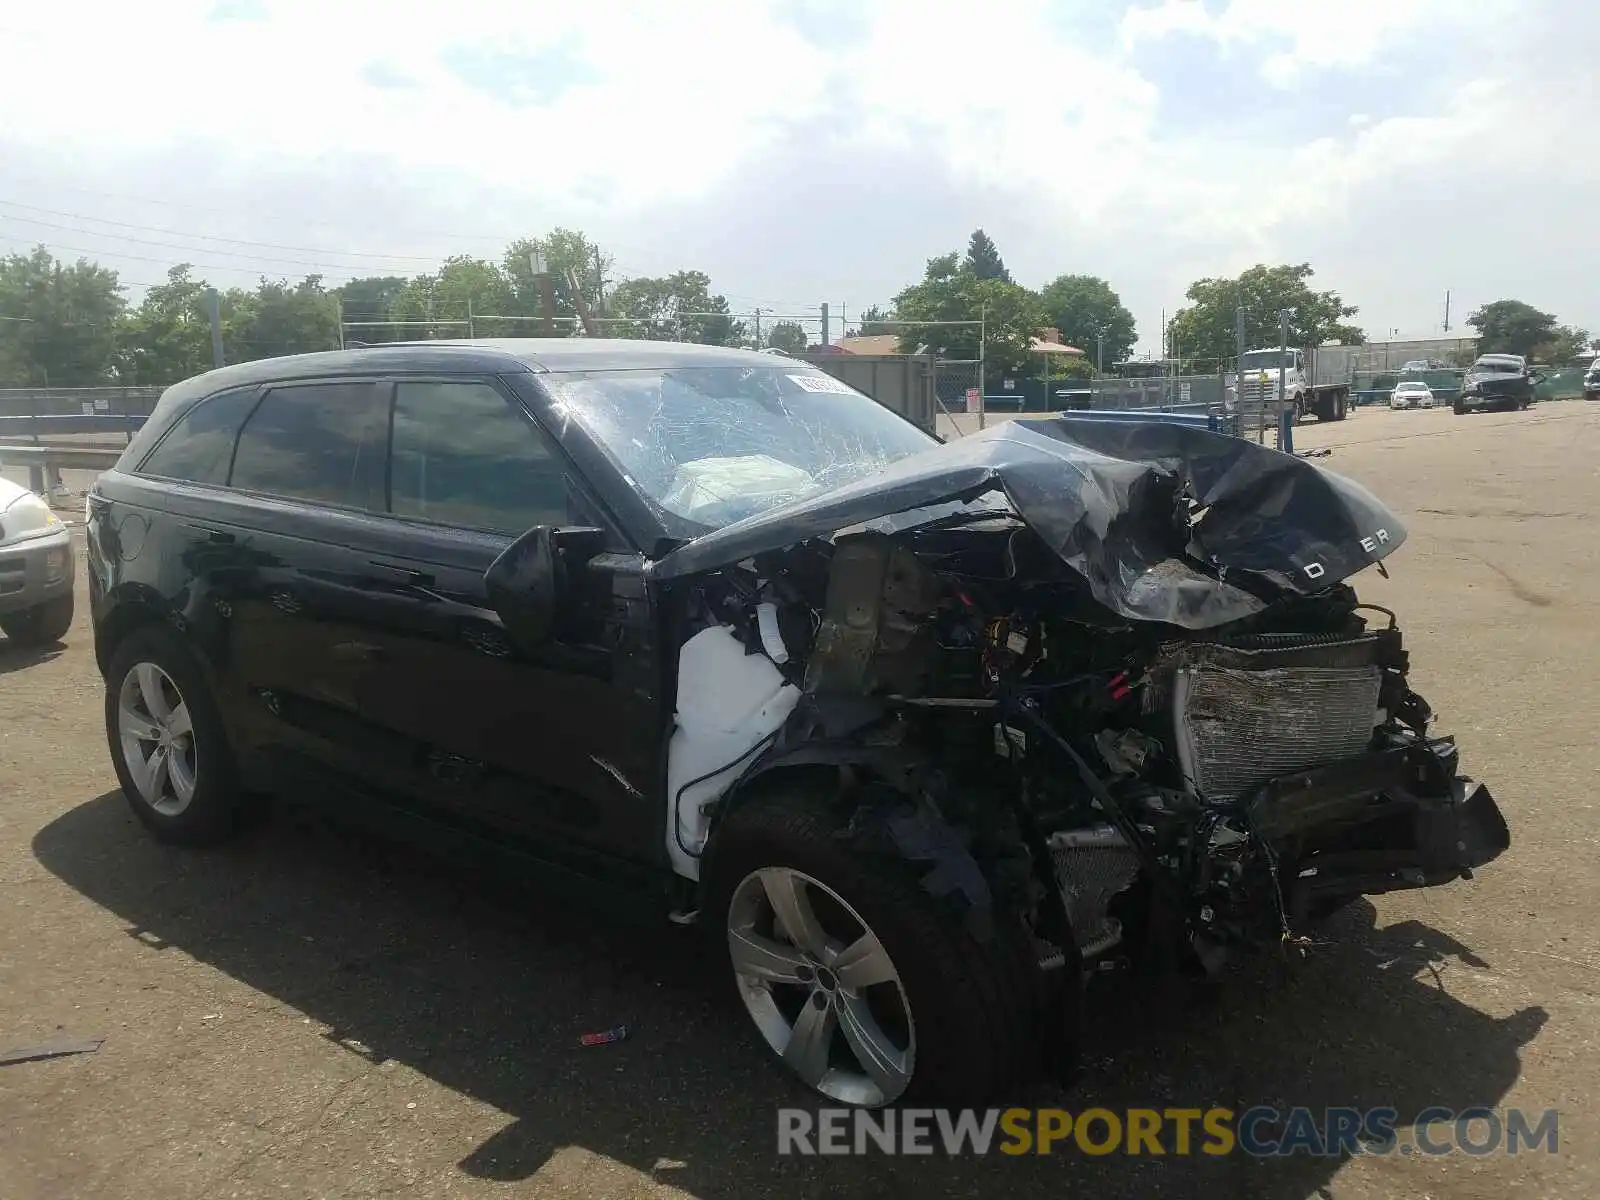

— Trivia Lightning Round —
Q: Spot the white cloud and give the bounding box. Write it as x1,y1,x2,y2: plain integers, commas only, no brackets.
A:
0,0,1595,345
1119,0,1514,87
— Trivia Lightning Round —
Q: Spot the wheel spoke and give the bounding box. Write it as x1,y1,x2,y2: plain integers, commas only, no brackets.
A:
782,998,836,1086
118,702,162,743
145,745,171,801
135,663,171,723
728,928,812,985
165,701,192,739
836,992,911,1099
168,747,197,804
759,870,830,957
832,930,896,990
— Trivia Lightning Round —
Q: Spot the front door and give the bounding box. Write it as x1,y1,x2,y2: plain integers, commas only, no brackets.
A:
348,377,663,867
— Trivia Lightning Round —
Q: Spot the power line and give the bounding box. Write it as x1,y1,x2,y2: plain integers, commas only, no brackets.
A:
0,214,425,273
0,199,448,263
0,175,677,277
0,232,374,283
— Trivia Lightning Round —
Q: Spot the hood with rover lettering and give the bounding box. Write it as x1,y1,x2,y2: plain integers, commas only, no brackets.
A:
650,415,1407,630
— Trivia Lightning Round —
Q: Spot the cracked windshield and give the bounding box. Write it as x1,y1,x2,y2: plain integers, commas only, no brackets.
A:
545,366,938,529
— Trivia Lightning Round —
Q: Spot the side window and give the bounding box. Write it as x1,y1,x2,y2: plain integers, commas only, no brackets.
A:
137,389,259,484
389,381,579,534
229,381,387,509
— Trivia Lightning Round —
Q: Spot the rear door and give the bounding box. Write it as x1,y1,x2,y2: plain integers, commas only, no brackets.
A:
159,378,395,779
347,377,663,865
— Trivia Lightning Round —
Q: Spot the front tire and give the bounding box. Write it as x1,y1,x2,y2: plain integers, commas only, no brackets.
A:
105,624,248,845
703,784,1044,1107
0,593,73,646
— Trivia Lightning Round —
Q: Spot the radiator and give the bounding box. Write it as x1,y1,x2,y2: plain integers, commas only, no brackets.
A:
1169,634,1385,805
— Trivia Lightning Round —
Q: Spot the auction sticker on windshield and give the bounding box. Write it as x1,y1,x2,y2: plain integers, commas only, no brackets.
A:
788,373,857,394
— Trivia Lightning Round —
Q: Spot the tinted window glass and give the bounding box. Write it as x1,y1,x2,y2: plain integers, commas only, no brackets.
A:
390,381,574,534
229,382,387,507
137,389,259,484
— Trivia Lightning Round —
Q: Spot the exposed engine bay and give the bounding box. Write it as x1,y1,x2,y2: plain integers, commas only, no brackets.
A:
661,418,1510,977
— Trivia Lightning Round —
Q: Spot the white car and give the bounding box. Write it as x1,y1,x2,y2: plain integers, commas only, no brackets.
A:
0,475,75,646
1390,381,1435,410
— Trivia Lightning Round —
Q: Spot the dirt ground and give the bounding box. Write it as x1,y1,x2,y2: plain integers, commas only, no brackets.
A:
2,402,1598,1198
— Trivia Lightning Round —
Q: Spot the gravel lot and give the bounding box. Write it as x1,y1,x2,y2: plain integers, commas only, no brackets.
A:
2,402,1598,1198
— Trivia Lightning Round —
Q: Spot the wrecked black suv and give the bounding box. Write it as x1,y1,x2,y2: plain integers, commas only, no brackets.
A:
86,340,1509,1108
1455,353,1537,413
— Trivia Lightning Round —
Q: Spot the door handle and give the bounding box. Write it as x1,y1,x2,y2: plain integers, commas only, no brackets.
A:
369,561,435,587
184,524,235,544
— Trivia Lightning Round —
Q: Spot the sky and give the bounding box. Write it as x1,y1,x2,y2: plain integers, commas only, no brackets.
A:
2,0,1595,352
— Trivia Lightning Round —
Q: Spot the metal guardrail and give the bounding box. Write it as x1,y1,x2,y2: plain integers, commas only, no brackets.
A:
0,413,146,439
1063,408,1223,432
0,443,123,495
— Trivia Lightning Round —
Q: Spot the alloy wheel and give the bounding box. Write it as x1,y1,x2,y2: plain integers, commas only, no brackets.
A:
727,866,915,1106
117,662,198,817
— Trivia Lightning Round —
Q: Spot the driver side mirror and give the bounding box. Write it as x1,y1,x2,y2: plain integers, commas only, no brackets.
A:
484,525,606,649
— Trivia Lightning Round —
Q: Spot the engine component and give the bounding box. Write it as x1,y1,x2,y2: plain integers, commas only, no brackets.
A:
667,625,801,879
1167,634,1385,805
1046,824,1140,958
803,532,938,696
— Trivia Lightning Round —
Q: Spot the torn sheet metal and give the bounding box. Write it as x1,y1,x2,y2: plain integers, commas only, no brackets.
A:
651,416,1407,629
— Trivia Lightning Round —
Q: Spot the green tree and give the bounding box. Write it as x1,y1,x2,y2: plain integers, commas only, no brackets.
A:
0,246,126,386
855,304,894,335
502,228,612,333
1467,300,1561,359
231,275,339,360
117,265,243,385
766,320,808,354
892,250,1048,374
1038,274,1136,370
1167,263,1364,362
1534,324,1590,364
608,270,745,345
335,275,408,342
390,256,516,336
963,229,1012,283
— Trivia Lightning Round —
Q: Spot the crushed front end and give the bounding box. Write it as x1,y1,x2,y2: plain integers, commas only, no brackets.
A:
662,417,1509,1034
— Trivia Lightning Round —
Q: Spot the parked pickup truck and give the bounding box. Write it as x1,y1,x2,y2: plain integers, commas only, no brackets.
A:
1230,347,1351,423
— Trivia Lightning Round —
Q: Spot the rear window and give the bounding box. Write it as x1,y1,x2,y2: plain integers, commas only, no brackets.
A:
136,389,259,484
228,381,388,509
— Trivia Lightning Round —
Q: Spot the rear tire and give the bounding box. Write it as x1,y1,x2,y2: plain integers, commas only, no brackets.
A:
105,624,249,845
703,783,1046,1107
0,593,73,647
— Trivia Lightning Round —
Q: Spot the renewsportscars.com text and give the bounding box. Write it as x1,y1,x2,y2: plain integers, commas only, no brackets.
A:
776,1106,1561,1158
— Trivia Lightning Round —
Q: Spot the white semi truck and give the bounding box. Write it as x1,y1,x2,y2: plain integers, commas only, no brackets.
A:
1229,346,1352,423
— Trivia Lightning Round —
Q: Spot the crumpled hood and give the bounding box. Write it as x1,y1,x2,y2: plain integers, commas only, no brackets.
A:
651,416,1407,629
1464,370,1527,392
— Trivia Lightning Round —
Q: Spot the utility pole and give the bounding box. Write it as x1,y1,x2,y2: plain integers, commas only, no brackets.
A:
593,245,606,319
566,268,598,336
753,307,764,350
978,301,987,431
820,302,830,349
529,249,556,337
1234,305,1250,440
1277,308,1293,454
1443,290,1451,333
467,296,475,339
205,287,225,368
1096,332,1104,375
